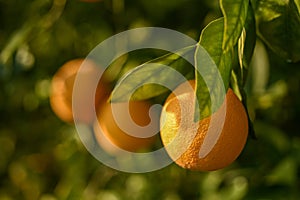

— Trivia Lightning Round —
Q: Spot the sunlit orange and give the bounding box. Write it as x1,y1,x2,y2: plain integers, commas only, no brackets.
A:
160,80,248,171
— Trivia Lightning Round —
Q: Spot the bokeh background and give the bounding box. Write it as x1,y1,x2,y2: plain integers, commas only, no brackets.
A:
1,0,300,199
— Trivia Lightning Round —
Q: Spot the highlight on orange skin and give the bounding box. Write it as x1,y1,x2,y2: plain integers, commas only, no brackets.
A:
93,100,159,155
50,58,108,124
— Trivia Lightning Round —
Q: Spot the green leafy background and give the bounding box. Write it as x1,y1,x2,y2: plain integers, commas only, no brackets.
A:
1,0,300,199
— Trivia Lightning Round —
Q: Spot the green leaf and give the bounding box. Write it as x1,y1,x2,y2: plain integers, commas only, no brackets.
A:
220,0,249,51
195,18,233,120
241,4,256,83
233,4,256,93
228,5,256,139
252,0,300,62
110,46,195,102
199,18,233,88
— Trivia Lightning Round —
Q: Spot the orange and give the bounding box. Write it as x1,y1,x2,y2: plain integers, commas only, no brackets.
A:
93,100,159,154
160,80,248,171
50,59,108,124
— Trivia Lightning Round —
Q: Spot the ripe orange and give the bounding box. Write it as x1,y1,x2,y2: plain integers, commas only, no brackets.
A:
93,100,159,154
50,59,108,124
160,80,248,171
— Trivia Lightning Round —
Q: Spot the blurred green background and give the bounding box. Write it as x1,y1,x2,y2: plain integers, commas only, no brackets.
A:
0,0,300,199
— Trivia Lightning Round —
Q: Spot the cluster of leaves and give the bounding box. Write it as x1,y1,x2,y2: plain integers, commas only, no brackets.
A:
111,0,300,123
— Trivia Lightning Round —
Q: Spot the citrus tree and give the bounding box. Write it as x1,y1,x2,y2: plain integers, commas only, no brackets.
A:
0,0,300,199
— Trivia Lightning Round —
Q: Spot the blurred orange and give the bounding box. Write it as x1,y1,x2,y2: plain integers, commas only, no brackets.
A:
50,59,109,124
93,100,159,154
